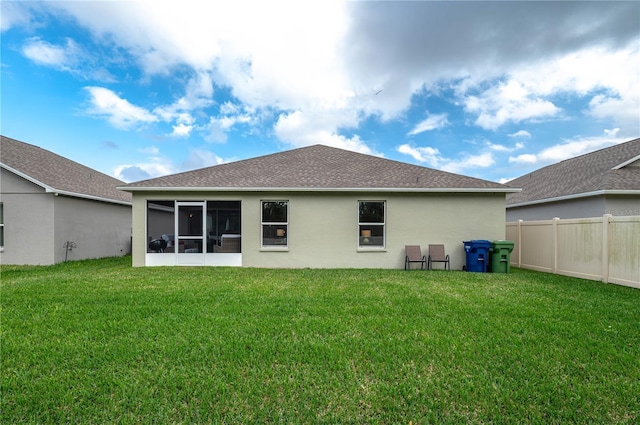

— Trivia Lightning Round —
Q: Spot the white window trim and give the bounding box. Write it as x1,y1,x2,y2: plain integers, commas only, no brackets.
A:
261,200,289,250
357,200,386,250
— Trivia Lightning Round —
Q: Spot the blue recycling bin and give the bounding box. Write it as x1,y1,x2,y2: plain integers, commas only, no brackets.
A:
463,240,492,272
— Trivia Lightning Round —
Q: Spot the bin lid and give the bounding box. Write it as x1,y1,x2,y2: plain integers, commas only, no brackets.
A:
491,240,515,246
469,239,491,246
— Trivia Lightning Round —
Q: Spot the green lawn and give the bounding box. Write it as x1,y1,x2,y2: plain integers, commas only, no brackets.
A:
2,256,638,424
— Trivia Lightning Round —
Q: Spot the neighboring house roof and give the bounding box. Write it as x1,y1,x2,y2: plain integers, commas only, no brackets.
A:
0,135,131,205
119,144,517,193
506,138,640,207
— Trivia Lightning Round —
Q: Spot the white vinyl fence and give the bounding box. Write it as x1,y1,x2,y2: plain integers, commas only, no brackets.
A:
506,215,640,289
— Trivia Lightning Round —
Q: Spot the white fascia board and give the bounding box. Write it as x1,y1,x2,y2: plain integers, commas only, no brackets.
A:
1,163,55,192
506,189,640,208
2,163,131,206
51,189,132,206
118,186,521,194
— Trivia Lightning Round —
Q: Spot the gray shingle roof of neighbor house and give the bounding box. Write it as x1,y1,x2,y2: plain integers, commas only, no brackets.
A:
506,138,640,207
0,135,132,204
119,144,518,193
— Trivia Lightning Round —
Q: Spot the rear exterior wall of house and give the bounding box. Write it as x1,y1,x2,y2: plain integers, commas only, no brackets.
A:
131,191,506,269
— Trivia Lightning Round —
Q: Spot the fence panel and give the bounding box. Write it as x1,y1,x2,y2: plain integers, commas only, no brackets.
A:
505,222,520,265
507,215,639,289
608,216,640,288
520,220,554,273
556,218,603,281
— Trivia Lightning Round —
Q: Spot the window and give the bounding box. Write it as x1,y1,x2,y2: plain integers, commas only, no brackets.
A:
146,201,175,253
206,201,241,253
147,200,242,254
358,201,385,248
262,201,288,247
0,203,4,249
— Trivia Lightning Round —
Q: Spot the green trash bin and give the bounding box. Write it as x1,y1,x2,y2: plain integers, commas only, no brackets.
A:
490,240,514,273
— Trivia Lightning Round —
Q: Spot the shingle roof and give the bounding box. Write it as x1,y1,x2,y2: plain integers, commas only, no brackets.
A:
1,135,131,204
120,144,515,192
506,138,640,206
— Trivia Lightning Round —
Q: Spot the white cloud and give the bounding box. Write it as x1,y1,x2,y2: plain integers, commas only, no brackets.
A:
1,2,34,32
604,128,620,137
21,36,117,82
509,154,538,165
397,144,495,174
84,86,158,129
10,1,639,164
22,37,78,68
509,133,627,166
469,45,640,134
408,112,449,135
441,152,495,174
274,109,376,155
171,123,192,137
465,80,561,130
203,106,256,143
487,141,524,152
180,149,225,171
397,144,441,167
509,130,531,138
114,162,174,183
115,147,229,182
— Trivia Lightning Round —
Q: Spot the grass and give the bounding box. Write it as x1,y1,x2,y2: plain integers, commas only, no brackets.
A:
1,256,639,424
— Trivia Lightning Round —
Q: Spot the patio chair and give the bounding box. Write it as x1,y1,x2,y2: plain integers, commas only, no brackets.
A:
405,245,427,270
428,244,450,270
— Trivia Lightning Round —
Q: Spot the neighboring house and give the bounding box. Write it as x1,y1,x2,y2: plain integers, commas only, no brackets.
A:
119,144,519,269
506,138,640,221
0,136,132,265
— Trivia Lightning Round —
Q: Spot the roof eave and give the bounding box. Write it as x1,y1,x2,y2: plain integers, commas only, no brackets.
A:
506,189,640,209
50,189,132,206
118,186,521,194
2,163,131,206
1,162,56,192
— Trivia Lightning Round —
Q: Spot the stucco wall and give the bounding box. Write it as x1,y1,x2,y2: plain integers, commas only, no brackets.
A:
54,196,131,263
506,195,640,221
0,169,55,265
506,196,605,221
131,191,506,269
605,195,640,216
0,168,131,265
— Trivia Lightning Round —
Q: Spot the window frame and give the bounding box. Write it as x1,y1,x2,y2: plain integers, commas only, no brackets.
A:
358,200,386,249
261,200,289,249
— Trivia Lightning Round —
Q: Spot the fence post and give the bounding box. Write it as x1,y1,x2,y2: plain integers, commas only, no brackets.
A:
552,217,559,274
517,219,523,267
602,214,612,284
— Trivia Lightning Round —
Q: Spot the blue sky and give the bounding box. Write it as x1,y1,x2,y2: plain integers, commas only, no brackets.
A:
1,1,638,184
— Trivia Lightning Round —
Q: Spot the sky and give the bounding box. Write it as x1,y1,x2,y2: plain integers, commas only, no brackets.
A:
1,1,639,184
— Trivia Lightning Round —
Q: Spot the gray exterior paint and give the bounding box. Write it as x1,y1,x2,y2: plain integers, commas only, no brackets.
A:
1,168,132,265
1,136,132,265
506,194,640,221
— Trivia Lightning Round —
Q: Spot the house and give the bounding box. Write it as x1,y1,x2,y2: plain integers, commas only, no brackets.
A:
506,138,640,221
119,144,518,269
0,135,132,265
